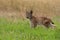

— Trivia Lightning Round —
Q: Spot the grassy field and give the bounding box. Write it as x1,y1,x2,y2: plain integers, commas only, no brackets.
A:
0,17,60,40
0,0,60,40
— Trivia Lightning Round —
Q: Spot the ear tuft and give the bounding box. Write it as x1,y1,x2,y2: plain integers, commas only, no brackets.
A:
30,10,33,14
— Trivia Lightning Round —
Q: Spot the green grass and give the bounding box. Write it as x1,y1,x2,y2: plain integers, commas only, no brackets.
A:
0,18,60,40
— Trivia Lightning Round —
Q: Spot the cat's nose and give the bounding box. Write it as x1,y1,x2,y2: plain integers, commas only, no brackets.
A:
26,17,29,18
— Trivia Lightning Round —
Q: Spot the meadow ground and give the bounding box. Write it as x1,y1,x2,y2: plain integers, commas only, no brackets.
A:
0,0,60,40
0,17,60,40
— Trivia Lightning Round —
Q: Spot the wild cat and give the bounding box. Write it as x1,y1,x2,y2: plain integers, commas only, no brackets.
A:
26,10,56,29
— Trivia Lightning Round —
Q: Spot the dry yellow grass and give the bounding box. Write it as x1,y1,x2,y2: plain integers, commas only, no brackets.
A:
0,0,60,19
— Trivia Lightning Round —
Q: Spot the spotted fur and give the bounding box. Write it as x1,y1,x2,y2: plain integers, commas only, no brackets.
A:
26,10,56,29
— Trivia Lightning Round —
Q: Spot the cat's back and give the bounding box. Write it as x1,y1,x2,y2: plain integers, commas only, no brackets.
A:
36,17,48,24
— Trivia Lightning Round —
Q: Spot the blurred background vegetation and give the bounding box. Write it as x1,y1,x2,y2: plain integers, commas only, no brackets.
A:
0,0,60,19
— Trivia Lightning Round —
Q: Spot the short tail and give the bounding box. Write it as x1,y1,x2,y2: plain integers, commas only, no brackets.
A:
49,19,54,24
51,21,54,24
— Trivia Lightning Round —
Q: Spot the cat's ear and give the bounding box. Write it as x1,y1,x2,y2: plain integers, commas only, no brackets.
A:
30,10,33,14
